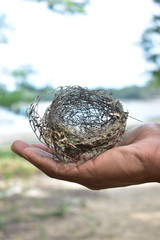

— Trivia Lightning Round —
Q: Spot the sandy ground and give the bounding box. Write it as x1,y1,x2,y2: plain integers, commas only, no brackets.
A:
1,133,160,240
0,173,160,240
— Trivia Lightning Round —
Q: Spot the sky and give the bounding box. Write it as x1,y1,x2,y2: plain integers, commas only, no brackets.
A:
0,0,158,90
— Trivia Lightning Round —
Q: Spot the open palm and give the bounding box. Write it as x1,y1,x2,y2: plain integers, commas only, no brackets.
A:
11,123,160,190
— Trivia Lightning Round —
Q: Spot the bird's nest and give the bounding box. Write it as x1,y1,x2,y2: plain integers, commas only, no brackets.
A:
27,86,128,163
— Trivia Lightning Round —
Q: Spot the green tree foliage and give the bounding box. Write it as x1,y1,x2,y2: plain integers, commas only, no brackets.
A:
140,0,160,87
0,90,23,108
0,66,36,108
26,0,89,14
154,0,160,4
9,65,36,91
0,66,55,110
0,81,23,108
111,85,160,100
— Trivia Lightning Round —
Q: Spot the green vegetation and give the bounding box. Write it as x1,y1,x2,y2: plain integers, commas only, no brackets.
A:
0,0,159,111
111,85,160,100
1,82,160,112
94,85,160,100
0,148,37,180
0,89,24,108
0,66,54,111
0,83,54,111
30,0,89,14
140,0,160,87
31,201,69,218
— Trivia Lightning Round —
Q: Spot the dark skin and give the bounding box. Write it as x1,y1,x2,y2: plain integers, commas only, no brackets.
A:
11,123,160,190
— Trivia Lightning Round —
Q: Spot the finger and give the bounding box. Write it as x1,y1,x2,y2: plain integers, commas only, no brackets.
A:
11,140,31,158
11,141,53,158
31,143,53,153
31,146,56,159
11,140,80,181
23,147,79,181
119,126,140,146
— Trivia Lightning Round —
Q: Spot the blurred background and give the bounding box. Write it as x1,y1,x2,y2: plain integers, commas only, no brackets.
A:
0,0,160,239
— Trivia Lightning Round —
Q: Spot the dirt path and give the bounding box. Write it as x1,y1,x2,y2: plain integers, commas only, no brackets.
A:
0,173,160,240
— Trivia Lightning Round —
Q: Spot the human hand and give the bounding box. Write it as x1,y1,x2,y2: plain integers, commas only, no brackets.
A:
11,123,160,190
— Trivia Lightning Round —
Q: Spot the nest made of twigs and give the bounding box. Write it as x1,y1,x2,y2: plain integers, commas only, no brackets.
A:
27,86,128,163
